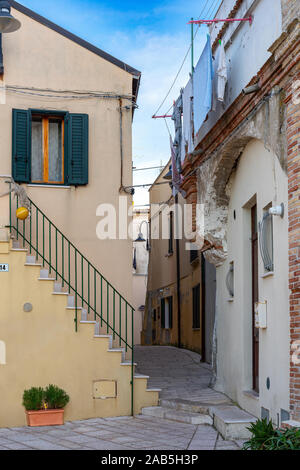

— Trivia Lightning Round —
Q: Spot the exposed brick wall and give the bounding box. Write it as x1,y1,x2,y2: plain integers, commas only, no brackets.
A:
181,9,300,417
281,0,300,32
286,75,300,420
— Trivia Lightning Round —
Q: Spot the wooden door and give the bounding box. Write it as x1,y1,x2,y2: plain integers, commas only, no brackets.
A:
251,205,259,393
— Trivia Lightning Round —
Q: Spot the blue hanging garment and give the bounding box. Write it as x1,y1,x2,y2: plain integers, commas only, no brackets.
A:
193,34,214,135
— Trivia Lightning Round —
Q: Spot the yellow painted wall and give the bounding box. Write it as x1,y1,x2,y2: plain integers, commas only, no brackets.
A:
0,243,158,428
0,7,135,308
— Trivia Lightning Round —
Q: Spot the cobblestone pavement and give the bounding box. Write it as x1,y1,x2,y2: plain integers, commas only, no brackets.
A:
0,416,243,450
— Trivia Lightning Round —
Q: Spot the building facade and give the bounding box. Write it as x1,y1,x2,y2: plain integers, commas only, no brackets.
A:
143,162,216,361
0,1,159,427
181,0,300,423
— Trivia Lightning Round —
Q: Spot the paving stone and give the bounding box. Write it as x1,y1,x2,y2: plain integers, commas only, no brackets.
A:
1,431,39,442
24,439,70,450
83,439,132,450
0,438,15,446
63,434,98,444
1,442,33,450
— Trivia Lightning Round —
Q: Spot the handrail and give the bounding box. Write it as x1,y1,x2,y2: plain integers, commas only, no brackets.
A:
7,187,135,415
28,197,135,310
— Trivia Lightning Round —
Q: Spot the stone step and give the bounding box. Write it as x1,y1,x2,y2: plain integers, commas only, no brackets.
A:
12,240,20,249
160,394,231,415
67,295,75,308
108,348,125,362
26,255,36,264
211,405,256,440
141,406,213,425
81,308,88,321
40,268,49,279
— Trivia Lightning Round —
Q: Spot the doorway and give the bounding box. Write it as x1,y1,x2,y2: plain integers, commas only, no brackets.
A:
251,205,259,393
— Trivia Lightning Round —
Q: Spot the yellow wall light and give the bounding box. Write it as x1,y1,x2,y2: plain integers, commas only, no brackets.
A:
16,207,29,220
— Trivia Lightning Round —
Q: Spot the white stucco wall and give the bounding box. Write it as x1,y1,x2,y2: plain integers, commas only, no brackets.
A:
196,0,282,143
215,139,289,422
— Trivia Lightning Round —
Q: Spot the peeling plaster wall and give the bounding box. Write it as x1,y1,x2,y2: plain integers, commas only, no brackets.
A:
196,88,286,266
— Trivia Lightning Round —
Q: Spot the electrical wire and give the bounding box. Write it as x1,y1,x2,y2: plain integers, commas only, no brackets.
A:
152,0,213,118
5,85,136,104
207,0,221,19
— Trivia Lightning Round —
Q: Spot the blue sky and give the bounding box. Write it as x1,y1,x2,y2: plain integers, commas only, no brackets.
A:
19,0,221,204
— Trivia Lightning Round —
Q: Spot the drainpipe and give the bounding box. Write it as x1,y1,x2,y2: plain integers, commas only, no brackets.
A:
201,253,206,363
0,34,3,74
119,99,135,196
119,98,124,192
175,193,181,348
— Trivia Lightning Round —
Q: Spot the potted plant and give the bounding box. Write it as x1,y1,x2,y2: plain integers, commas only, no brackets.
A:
23,384,70,427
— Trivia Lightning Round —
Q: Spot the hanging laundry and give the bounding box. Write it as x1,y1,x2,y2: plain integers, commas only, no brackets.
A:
212,40,227,110
193,34,214,134
172,93,183,166
170,136,186,198
181,78,193,161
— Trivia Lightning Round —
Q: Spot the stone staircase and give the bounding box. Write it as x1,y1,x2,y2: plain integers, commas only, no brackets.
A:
0,238,160,426
141,389,256,439
20,244,160,396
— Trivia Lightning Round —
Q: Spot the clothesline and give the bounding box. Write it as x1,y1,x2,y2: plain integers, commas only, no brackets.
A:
156,31,228,197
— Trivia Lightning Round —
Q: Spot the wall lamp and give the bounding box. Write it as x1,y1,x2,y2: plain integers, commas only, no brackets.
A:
0,1,22,75
269,203,284,218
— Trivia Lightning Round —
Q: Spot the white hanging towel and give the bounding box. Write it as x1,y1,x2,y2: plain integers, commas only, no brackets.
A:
181,78,193,162
217,41,227,102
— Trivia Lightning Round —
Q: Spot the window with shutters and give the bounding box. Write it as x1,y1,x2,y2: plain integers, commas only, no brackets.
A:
12,109,88,186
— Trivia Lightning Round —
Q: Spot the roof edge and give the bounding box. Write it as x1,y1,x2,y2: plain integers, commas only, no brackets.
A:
149,158,171,191
10,1,141,82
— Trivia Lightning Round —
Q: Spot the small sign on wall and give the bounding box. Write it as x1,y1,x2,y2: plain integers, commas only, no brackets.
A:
0,264,8,272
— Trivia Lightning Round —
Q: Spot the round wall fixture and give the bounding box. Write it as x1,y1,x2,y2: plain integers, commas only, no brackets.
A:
23,303,33,312
266,377,271,390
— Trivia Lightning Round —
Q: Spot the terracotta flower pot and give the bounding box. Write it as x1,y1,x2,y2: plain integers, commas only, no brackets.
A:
26,409,65,427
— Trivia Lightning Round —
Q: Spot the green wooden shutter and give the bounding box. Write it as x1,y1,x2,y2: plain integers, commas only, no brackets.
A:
67,113,89,185
169,296,173,329
161,298,165,329
12,109,31,183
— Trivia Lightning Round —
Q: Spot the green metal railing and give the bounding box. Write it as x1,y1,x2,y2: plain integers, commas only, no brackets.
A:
8,187,135,416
